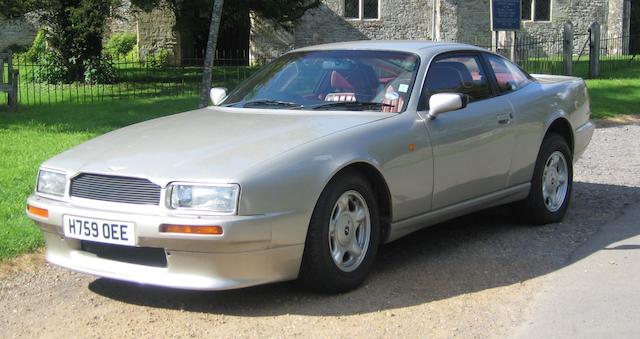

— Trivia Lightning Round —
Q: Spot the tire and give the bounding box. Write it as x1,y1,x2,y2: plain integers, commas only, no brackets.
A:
520,133,573,225
298,171,380,293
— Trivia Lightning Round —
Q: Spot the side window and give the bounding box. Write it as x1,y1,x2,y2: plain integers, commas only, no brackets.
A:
485,54,532,93
422,54,493,106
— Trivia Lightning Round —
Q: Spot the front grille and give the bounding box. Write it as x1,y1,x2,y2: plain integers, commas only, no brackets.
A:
81,241,167,268
70,173,161,205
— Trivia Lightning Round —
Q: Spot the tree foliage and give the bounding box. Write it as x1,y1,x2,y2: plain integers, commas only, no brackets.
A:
3,0,119,83
130,0,321,29
0,0,34,19
1,0,321,82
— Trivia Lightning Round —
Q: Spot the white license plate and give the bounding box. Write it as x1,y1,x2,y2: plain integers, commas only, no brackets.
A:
63,215,135,246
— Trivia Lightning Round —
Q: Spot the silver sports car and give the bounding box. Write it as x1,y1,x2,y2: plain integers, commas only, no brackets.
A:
27,41,593,292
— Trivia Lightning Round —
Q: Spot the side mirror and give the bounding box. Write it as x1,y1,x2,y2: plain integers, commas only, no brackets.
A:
428,93,468,119
209,87,227,106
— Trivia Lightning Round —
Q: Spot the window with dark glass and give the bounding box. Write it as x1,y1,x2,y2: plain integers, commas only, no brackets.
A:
363,0,379,19
485,54,532,93
422,55,492,105
521,0,532,20
534,0,551,21
522,0,551,21
345,0,359,18
344,0,379,19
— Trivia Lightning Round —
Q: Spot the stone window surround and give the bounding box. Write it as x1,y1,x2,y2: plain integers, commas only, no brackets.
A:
343,0,381,21
522,0,553,23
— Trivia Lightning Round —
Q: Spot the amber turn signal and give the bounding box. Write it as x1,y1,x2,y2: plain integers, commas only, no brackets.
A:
160,224,223,235
27,204,49,218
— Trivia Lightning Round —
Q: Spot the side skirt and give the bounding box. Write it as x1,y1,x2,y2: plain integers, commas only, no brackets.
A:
385,183,531,243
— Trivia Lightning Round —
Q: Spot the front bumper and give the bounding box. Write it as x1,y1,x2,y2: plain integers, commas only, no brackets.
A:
27,194,304,290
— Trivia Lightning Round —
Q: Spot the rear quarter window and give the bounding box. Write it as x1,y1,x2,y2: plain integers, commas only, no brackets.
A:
485,54,533,93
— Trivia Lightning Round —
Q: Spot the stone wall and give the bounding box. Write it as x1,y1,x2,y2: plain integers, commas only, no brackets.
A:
0,17,38,52
250,14,294,64
437,0,459,42
458,0,493,44
291,0,432,48
438,0,617,48
312,0,431,42
105,0,138,40
136,7,179,63
248,0,629,58
520,0,610,54
606,1,629,37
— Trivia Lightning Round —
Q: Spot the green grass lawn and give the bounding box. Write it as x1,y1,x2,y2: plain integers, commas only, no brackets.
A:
585,66,640,118
0,96,198,260
0,64,639,261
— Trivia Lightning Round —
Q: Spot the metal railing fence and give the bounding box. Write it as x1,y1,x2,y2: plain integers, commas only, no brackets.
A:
1,27,638,107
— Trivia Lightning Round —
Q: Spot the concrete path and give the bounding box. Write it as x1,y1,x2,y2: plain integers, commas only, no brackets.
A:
515,202,640,338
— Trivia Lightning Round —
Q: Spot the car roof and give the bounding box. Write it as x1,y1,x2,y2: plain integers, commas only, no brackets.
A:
291,40,487,54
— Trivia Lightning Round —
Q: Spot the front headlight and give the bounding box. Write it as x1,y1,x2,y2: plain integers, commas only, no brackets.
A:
37,169,67,197
167,183,240,214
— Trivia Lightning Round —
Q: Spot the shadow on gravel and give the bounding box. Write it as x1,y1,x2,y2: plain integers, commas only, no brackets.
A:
88,181,640,316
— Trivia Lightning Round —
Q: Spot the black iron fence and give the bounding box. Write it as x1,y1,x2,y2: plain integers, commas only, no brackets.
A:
2,54,263,106
478,34,569,76
598,33,639,76
1,28,639,107
462,31,638,79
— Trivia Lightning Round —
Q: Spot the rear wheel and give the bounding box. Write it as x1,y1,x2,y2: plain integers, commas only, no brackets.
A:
520,134,573,224
298,172,380,293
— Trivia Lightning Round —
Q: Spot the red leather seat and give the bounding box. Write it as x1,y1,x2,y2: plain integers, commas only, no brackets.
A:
325,64,379,102
330,71,354,90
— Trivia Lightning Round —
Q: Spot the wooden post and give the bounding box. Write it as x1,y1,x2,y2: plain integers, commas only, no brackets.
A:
622,0,631,55
510,31,517,62
589,22,601,78
431,0,437,41
7,53,17,107
563,22,574,76
9,73,17,107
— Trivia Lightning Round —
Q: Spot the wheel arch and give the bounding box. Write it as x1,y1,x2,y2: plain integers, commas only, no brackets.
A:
329,162,393,243
544,117,574,155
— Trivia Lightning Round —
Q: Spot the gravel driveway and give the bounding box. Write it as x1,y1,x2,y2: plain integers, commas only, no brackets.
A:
1,119,639,338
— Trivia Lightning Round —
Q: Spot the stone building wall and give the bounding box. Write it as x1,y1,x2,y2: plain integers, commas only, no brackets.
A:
0,0,631,62
436,0,619,47
293,0,432,46
436,0,459,42
446,0,493,44
105,0,138,40
136,7,179,63
249,0,433,64
0,17,38,52
250,0,630,58
609,0,632,37
250,14,294,63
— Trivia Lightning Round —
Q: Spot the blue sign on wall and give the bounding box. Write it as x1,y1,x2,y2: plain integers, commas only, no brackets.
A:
491,0,521,31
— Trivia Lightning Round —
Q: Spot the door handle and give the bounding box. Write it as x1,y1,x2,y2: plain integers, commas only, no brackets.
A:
497,112,512,125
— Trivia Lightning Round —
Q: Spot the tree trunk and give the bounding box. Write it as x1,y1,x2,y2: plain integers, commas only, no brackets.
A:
199,0,225,108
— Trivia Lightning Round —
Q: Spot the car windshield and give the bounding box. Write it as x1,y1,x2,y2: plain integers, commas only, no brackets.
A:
222,50,420,113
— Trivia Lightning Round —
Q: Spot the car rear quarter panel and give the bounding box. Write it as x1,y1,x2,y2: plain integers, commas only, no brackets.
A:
507,76,591,186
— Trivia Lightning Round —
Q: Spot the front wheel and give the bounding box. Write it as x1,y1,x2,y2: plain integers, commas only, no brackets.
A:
298,172,380,293
520,134,573,225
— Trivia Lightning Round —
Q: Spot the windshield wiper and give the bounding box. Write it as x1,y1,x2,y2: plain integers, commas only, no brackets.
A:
308,101,394,111
242,99,303,109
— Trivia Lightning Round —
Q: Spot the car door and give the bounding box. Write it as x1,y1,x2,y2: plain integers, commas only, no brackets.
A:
419,52,517,210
